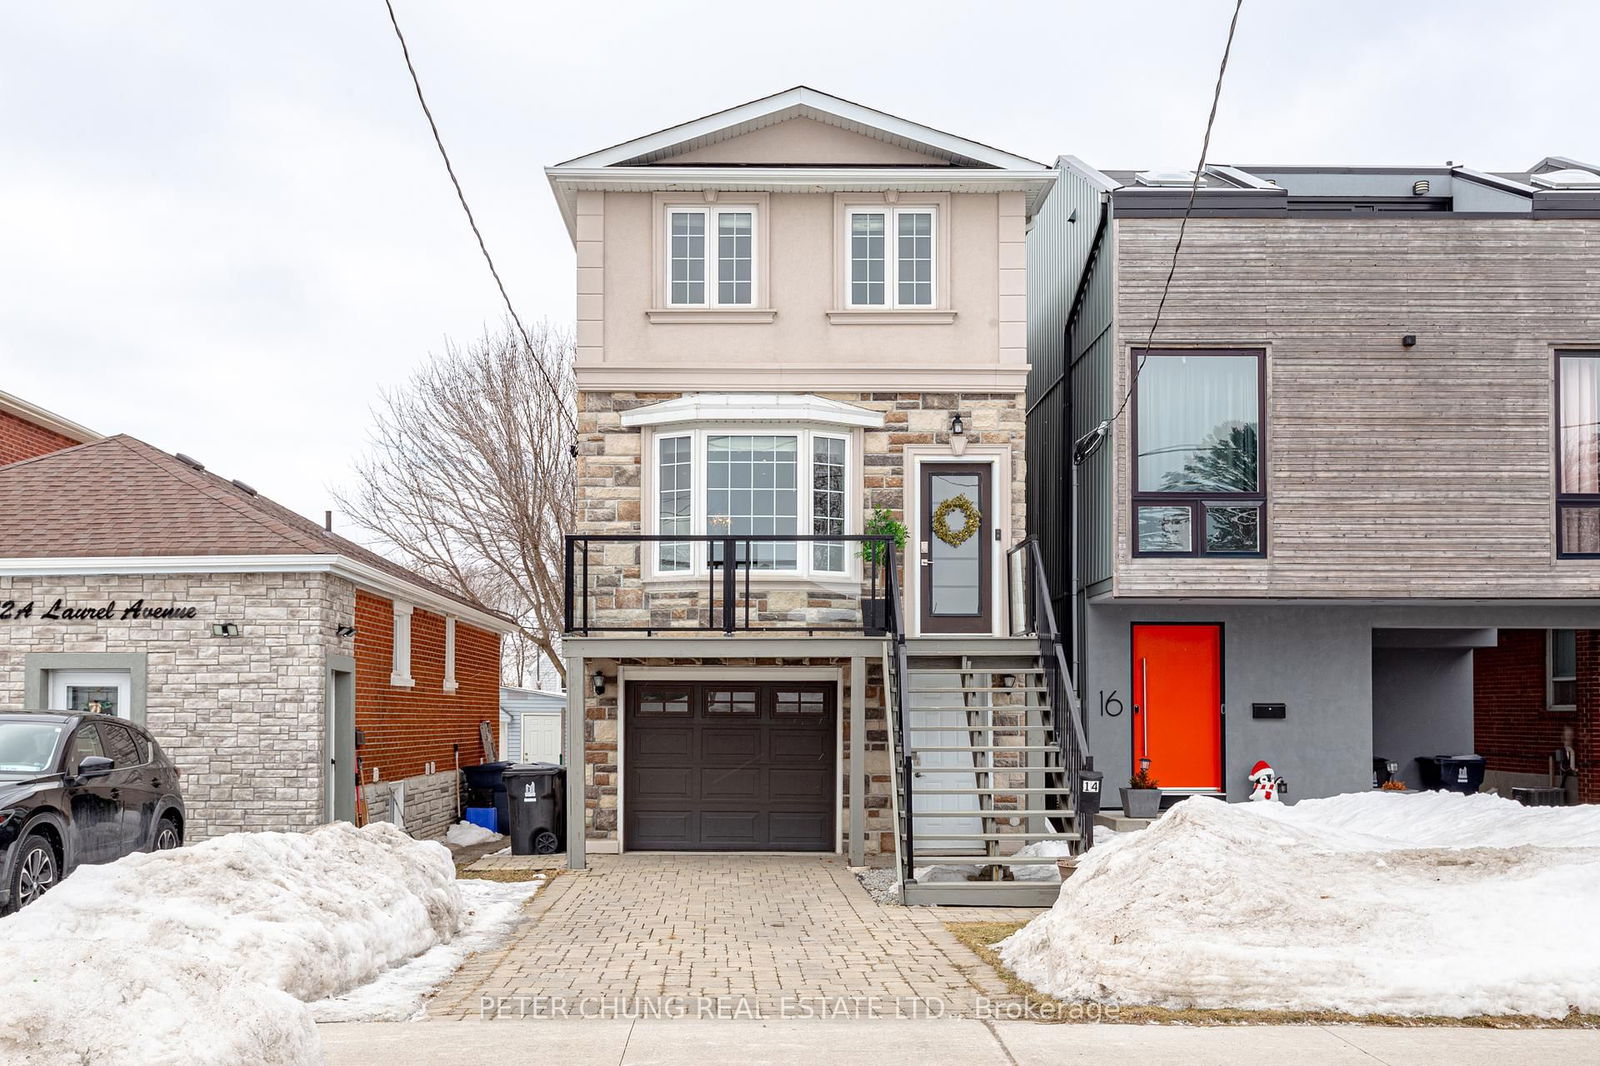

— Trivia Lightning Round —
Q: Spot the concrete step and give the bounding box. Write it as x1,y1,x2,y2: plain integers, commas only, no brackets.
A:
901,879,1062,906
914,832,1080,842
908,765,1065,774
910,853,1062,864
906,686,1048,694
913,744,1061,753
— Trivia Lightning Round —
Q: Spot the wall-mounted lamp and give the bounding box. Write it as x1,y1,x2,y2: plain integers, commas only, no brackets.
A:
948,412,968,456
212,623,241,638
335,624,357,638
591,670,606,696
1401,334,1417,348
1139,757,1152,775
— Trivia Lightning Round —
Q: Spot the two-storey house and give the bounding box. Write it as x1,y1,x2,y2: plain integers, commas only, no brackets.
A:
1030,156,1600,806
550,88,1085,903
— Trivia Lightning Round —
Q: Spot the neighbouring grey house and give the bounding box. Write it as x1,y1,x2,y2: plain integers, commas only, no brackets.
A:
1027,155,1600,804
500,686,565,764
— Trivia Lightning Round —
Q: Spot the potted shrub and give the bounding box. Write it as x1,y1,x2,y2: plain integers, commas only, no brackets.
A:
858,507,907,635
1120,766,1162,819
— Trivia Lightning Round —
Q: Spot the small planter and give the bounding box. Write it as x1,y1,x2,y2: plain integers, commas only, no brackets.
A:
1119,787,1162,819
861,597,889,636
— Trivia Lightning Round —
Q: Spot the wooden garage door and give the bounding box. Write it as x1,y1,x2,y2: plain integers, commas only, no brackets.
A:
625,681,835,851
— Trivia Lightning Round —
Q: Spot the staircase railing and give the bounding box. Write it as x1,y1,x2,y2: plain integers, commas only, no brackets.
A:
1007,537,1094,850
882,544,915,885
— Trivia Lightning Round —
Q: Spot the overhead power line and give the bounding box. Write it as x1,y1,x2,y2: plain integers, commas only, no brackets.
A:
382,0,578,441
1074,0,1246,466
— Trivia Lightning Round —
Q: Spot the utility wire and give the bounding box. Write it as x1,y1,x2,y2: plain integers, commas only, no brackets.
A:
382,0,578,441
1075,0,1245,465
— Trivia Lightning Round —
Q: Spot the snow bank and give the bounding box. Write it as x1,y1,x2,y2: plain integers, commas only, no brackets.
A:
445,820,503,847
0,822,463,1066
1000,792,1600,1018
310,875,542,1021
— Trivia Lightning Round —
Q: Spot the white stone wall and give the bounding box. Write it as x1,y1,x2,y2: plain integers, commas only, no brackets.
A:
0,571,353,840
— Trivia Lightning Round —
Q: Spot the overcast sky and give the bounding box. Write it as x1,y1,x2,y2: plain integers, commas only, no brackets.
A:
4,0,1596,528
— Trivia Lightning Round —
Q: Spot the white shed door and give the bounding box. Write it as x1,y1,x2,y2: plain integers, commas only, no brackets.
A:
520,713,562,764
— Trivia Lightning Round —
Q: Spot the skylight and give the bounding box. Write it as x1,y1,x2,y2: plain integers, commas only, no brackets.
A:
1532,168,1600,190
1134,169,1207,188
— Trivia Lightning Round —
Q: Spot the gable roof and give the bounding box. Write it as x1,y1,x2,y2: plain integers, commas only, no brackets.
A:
547,87,1056,238
0,435,512,630
555,86,1045,171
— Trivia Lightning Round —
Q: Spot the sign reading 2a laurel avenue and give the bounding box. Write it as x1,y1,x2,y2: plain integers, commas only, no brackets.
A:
0,599,200,622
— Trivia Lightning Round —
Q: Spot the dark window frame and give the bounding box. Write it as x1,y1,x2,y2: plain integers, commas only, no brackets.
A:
1130,347,1268,559
1556,349,1600,559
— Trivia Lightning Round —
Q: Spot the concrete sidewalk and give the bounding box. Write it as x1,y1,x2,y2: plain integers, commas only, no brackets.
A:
319,1020,1600,1065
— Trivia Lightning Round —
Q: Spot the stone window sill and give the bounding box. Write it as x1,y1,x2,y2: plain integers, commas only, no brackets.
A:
826,309,957,325
646,308,777,324
390,674,415,688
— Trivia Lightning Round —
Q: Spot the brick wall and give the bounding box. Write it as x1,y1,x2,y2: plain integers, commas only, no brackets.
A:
352,588,501,786
0,409,81,465
1474,628,1597,801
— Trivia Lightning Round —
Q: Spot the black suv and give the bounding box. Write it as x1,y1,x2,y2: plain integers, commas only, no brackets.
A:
0,711,186,913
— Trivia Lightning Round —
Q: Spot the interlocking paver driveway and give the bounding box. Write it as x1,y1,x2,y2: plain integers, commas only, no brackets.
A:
429,854,1042,1019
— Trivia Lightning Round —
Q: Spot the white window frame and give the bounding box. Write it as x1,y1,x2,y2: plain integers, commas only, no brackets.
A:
443,616,459,693
648,426,858,581
390,601,414,688
845,205,938,309
1548,628,1578,712
664,204,759,308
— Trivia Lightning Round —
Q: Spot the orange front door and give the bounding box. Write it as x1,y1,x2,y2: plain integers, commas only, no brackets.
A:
1131,624,1223,792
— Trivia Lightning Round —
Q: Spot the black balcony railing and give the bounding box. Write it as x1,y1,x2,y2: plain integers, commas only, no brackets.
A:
563,534,897,636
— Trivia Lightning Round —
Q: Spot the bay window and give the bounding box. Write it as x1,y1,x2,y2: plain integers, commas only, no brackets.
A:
847,206,935,308
651,428,853,577
1558,351,1600,557
667,206,754,307
1132,348,1265,557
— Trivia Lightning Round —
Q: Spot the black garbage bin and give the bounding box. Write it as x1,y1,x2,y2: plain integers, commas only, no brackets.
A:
1416,754,1485,794
503,763,566,856
461,761,512,834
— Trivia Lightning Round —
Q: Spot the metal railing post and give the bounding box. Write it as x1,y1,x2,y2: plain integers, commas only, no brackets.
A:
721,537,736,634
563,536,575,634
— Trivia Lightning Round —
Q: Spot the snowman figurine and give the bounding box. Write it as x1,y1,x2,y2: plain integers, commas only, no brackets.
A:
1247,760,1281,802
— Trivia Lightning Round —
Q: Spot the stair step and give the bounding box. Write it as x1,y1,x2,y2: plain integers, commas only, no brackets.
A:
914,745,1062,753
909,668,1045,676
908,724,1055,732
907,686,1048,694
909,766,1065,774
915,832,1081,842
909,787,1070,794
912,854,1064,865
907,808,1072,818
901,880,1064,907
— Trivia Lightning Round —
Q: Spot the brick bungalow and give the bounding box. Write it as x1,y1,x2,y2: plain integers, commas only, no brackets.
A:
0,431,512,841
1475,629,1599,802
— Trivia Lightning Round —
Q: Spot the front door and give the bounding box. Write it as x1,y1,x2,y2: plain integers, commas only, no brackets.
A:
49,670,132,719
521,713,562,764
625,681,835,851
1130,624,1224,793
919,463,993,634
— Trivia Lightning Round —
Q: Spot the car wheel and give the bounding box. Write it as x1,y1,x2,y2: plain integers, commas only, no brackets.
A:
154,816,182,852
9,835,58,911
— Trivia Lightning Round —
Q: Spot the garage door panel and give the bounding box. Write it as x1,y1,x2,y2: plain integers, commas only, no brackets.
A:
632,727,693,761
700,765,760,799
702,727,762,760
626,680,835,851
769,730,830,760
699,810,763,846
770,766,832,802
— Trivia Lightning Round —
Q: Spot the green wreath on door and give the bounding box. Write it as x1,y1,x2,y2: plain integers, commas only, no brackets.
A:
932,494,982,548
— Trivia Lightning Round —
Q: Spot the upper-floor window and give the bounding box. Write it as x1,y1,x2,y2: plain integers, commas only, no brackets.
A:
653,428,852,578
667,206,754,307
1549,629,1578,711
1132,349,1264,557
847,206,935,308
1557,350,1600,557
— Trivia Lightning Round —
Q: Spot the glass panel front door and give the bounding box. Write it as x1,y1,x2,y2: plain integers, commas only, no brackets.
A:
919,463,992,634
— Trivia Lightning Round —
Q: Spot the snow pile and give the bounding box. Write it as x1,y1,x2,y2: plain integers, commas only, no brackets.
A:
445,820,503,847
1000,792,1600,1018
0,822,462,1066
311,875,542,1021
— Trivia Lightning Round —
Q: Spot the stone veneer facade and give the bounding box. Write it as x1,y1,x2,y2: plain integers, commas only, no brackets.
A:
574,389,1028,853
0,570,351,840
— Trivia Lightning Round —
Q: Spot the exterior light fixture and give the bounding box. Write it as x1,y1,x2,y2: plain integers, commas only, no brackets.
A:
1139,757,1152,775
948,412,968,456
591,670,606,696
212,623,241,638
335,624,357,638
1401,334,1417,348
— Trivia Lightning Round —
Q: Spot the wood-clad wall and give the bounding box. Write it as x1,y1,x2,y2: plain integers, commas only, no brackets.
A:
1110,217,1600,599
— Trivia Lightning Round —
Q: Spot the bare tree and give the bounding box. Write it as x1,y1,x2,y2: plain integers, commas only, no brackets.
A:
338,322,574,683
